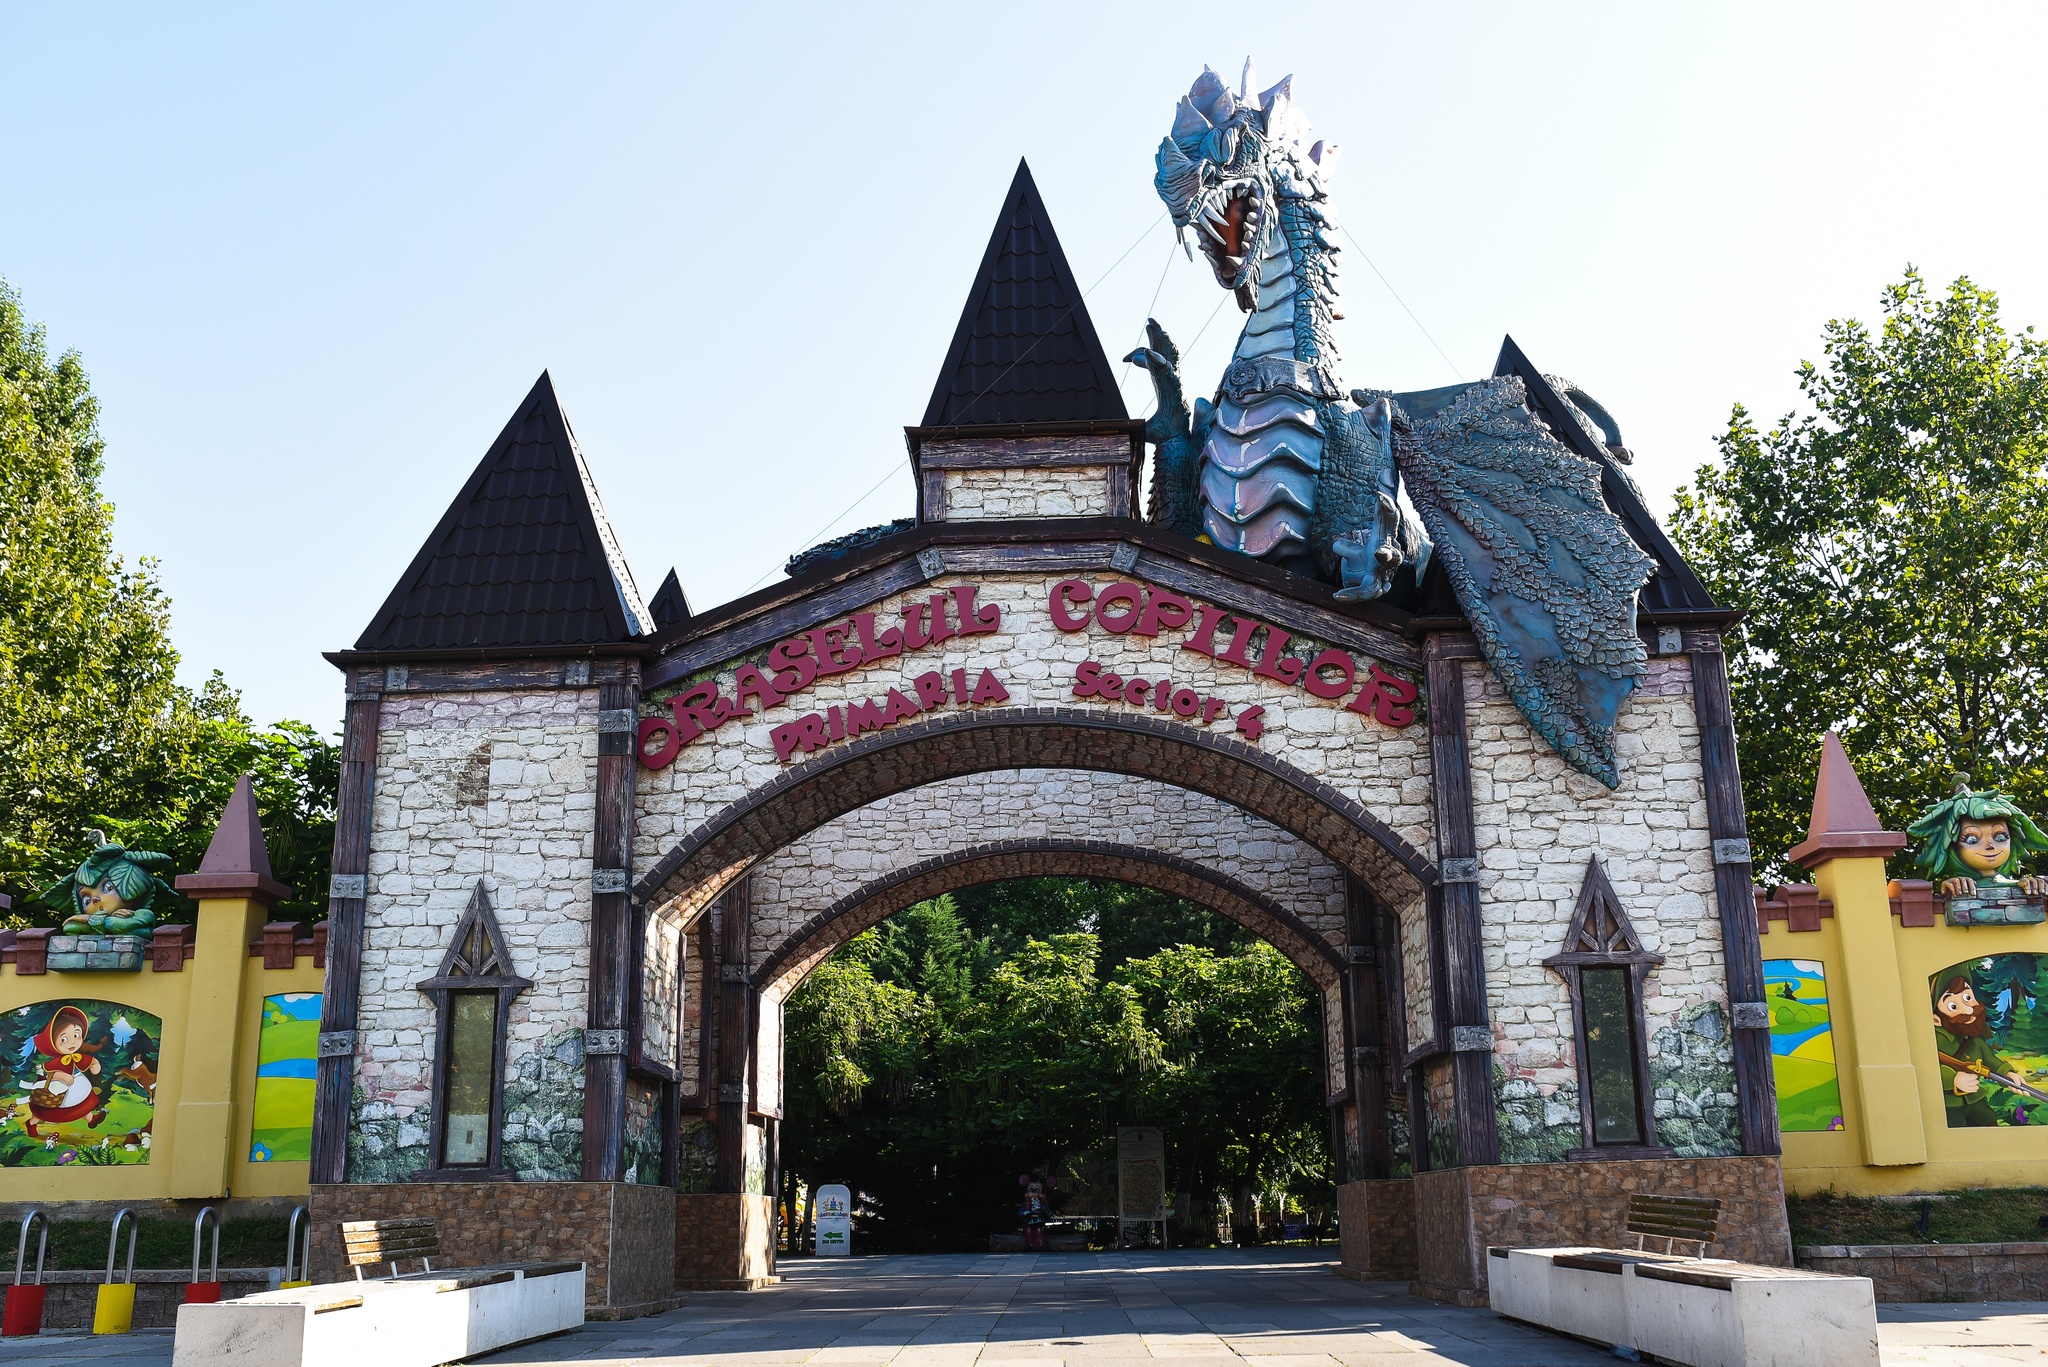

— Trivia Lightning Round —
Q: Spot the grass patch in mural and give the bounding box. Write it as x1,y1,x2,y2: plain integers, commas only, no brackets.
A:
249,993,320,1162
1765,959,1843,1133
1788,1188,2048,1247
4,1215,295,1270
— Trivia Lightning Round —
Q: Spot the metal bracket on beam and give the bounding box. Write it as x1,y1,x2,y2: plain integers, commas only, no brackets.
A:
1110,543,1140,573
317,1031,358,1058
1440,858,1480,885
717,1083,746,1103
598,709,636,733
592,868,631,895
1713,839,1753,866
917,547,946,579
720,964,751,984
564,660,592,686
1449,1025,1494,1053
1654,625,1685,656
1730,1001,1770,1031
344,691,381,704
329,874,367,901
1351,1045,1383,1068
384,665,409,691
583,1028,626,1055
1346,944,1377,966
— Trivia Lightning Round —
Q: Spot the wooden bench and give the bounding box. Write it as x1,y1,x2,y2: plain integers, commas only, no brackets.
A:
171,1217,585,1367
1487,1191,1878,1366
341,1219,439,1280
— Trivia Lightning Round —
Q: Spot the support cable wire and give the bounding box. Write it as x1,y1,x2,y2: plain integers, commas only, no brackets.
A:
742,210,1170,593
1338,224,1467,383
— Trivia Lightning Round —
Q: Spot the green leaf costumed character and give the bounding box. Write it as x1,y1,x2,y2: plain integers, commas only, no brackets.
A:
38,831,177,935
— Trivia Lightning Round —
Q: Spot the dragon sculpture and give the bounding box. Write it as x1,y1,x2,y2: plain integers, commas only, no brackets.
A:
1128,61,1656,786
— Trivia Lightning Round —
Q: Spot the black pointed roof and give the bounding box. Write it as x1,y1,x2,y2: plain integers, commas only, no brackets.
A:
355,373,650,652
922,159,1128,427
1493,336,1722,617
648,569,692,629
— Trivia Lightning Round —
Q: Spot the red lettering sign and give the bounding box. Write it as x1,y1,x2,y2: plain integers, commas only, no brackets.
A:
769,668,1013,765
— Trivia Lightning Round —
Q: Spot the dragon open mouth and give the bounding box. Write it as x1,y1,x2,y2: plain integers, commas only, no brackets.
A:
1192,179,1264,292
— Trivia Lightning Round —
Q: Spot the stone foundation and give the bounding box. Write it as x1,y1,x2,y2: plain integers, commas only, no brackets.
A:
1797,1242,2048,1302
1410,1155,1791,1305
309,1181,677,1316
676,1192,776,1289
1335,1178,1416,1281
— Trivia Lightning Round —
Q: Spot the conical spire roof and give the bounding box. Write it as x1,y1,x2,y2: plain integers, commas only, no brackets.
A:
356,373,649,651
1788,730,1906,868
922,160,1127,427
174,774,293,905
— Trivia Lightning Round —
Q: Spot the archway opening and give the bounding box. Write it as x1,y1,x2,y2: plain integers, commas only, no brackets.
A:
765,873,1369,1255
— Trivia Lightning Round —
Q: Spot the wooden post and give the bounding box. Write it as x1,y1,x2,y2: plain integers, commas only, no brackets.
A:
312,679,380,1185
1344,878,1392,1179
1688,636,1782,1157
583,671,639,1181
714,878,752,1193
1424,635,1499,1167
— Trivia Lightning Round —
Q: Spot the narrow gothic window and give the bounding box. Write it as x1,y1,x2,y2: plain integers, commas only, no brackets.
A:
417,881,531,1176
1545,856,1669,1158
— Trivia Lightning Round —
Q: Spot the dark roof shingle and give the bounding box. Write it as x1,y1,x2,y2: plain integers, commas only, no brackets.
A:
922,159,1128,427
355,373,649,651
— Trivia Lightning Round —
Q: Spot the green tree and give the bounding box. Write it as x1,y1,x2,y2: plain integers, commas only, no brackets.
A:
1115,941,1326,1243
0,278,338,922
1672,270,2048,879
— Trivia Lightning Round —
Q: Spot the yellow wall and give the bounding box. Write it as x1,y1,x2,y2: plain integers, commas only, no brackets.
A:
0,897,324,1203
1766,854,2048,1196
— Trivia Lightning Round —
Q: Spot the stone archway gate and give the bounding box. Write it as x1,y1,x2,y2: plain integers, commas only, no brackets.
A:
305,180,1789,1312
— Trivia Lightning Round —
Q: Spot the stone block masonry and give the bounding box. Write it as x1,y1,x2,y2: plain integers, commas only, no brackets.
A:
1797,1243,2048,1302
1410,1155,1792,1304
351,688,600,1182
309,1180,677,1316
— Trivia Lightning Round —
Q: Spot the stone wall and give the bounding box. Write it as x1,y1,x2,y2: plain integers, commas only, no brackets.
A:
632,572,1435,921
1336,1177,1417,1281
351,688,599,1182
27,1270,279,1331
675,1192,775,1288
1465,655,1739,1161
1409,1155,1792,1305
747,770,1350,984
942,466,1111,519
641,907,683,1069
309,1180,678,1314
1796,1243,2048,1302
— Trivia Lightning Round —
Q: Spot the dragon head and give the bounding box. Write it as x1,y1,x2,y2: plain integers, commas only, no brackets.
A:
1153,60,1339,308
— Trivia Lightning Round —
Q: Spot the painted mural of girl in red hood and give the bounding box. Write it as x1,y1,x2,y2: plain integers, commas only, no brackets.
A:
26,1006,107,1136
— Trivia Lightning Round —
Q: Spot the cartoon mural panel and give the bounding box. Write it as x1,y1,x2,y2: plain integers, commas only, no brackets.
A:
1765,959,1843,1132
0,1000,161,1166
250,992,321,1162
1930,954,2048,1127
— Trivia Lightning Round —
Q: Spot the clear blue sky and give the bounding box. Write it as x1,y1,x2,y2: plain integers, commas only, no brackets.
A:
5,3,2044,731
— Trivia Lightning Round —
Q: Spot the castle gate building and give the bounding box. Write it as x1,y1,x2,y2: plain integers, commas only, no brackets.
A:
309,161,1791,1311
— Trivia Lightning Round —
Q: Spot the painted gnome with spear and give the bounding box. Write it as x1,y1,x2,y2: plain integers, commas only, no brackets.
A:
1909,781,2048,1124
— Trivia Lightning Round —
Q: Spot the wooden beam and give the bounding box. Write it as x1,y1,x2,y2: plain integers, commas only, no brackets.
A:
1689,634,1781,1157
311,683,380,1184
582,671,639,1181
1424,635,1499,1167
714,878,753,1193
1345,878,1392,1179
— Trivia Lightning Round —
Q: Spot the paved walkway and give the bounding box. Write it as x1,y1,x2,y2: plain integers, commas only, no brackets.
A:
5,1250,2048,1365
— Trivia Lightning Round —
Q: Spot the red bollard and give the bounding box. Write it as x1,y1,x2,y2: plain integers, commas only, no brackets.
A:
185,1206,223,1305
4,1211,47,1337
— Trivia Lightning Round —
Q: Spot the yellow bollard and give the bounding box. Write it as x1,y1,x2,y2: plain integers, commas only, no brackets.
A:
92,1209,137,1335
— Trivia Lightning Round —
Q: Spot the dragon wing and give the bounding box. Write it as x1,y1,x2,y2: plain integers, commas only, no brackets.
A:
1386,375,1654,788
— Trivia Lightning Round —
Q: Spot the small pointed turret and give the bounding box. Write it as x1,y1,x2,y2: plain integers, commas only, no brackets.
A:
1788,731,1907,869
175,775,293,906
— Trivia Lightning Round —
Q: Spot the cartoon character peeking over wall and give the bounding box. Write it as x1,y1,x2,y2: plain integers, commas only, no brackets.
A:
24,1006,107,1136
1907,780,2048,899
38,832,177,935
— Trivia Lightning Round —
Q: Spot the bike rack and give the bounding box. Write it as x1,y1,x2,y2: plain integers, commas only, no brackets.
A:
186,1206,223,1304
282,1205,312,1288
2,1211,48,1337
93,1209,138,1335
